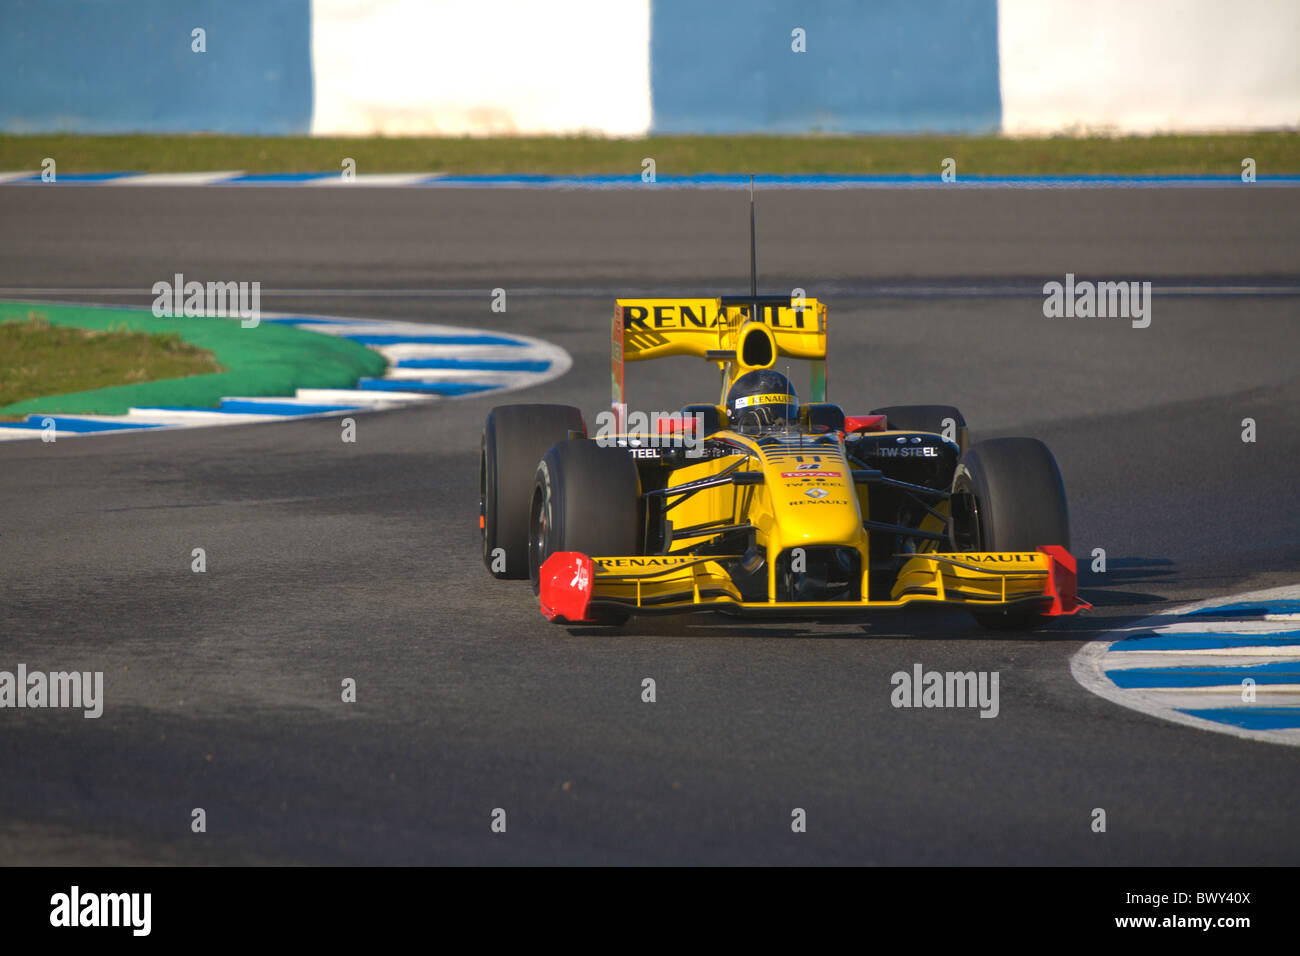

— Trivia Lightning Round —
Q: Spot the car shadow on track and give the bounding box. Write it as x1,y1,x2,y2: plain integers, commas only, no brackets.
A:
562,605,1168,642
1077,555,1177,588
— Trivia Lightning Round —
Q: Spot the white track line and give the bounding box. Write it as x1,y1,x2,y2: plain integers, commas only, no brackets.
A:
301,174,433,187
293,388,438,405
108,171,244,186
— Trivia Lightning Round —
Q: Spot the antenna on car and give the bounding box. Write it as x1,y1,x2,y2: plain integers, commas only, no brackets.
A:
788,363,799,444
749,174,758,305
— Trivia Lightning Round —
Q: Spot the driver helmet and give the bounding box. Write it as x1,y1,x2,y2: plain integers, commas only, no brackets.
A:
726,369,799,434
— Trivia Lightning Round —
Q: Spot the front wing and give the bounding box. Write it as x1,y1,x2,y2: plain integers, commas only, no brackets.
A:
538,546,1090,623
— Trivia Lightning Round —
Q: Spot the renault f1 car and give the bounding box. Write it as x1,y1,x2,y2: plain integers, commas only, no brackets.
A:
481,186,1086,628
479,289,1089,629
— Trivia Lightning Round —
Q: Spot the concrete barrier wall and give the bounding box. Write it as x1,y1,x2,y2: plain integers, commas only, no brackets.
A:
1,0,1295,136
999,0,1300,134
0,0,312,135
310,0,650,136
650,0,1002,134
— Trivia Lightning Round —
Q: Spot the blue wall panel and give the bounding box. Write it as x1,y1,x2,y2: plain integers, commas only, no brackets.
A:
651,0,1001,134
0,0,312,134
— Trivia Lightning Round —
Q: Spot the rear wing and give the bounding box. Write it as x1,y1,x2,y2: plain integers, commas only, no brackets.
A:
611,295,828,430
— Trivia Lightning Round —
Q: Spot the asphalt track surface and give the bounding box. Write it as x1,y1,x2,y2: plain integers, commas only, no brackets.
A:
1,186,1298,865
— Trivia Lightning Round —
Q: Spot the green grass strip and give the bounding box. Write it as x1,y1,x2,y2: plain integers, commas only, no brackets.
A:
0,313,221,409
0,302,387,417
1,132,1296,176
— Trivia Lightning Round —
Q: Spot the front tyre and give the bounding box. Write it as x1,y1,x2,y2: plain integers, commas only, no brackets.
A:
529,439,640,624
950,437,1070,630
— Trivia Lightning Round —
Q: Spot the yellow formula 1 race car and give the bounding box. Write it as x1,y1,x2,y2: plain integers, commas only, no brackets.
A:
479,190,1088,629
479,288,1089,629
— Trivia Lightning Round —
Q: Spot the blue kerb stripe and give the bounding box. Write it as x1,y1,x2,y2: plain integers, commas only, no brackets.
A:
357,379,498,396
1185,600,1300,617
394,358,550,372
1106,661,1300,688
15,172,130,182
345,334,524,347
1109,631,1300,651
17,416,162,432
134,406,231,412
420,173,1300,187
1178,707,1300,730
215,400,362,415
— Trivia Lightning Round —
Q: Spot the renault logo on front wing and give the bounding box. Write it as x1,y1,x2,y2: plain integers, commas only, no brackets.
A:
804,487,829,499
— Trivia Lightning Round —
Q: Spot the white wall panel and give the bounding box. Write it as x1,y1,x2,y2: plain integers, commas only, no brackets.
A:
999,0,1300,134
312,0,651,135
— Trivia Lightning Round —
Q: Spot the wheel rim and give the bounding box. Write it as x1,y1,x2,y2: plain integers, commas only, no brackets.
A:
949,471,984,552
479,443,490,559
529,479,552,588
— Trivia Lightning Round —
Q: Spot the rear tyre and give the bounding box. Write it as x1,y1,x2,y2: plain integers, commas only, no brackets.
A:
950,437,1070,630
481,404,584,579
870,404,968,453
529,439,640,624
